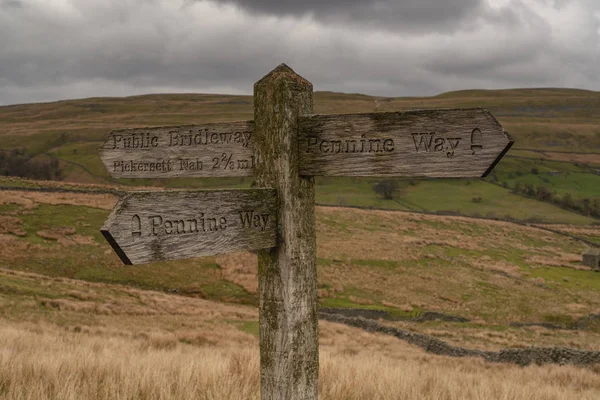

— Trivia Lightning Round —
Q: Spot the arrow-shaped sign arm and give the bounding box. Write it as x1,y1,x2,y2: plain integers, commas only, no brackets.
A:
101,189,278,265
298,107,514,178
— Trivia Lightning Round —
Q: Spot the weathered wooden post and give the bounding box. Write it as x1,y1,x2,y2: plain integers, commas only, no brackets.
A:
253,64,318,400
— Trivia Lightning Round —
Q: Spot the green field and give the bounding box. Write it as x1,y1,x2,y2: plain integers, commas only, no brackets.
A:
491,157,600,200
315,176,597,224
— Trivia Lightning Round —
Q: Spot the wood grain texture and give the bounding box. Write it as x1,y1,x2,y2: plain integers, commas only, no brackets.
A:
101,189,276,265
100,121,255,178
254,64,319,400
298,108,513,177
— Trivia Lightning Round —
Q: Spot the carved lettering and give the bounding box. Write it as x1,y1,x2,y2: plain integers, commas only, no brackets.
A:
306,134,395,154
471,128,483,155
412,132,462,158
168,130,252,148
179,158,203,171
240,211,271,231
148,214,227,236
383,139,394,152
131,215,141,241
447,138,461,158
237,157,255,170
187,219,199,233
112,133,159,149
150,216,163,235
412,133,434,152
113,160,174,173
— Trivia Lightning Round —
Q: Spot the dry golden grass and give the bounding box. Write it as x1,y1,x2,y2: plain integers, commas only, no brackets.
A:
0,216,25,236
1,321,600,400
0,176,163,194
0,234,32,261
538,224,600,235
0,176,122,190
316,207,570,261
0,189,118,211
2,268,600,399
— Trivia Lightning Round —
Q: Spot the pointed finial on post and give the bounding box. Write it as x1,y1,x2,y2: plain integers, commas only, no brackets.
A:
256,63,313,88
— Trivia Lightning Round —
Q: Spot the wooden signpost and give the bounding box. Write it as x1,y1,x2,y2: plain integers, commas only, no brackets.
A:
100,64,513,400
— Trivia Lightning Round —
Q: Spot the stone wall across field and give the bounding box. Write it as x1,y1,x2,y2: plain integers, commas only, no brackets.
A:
320,312,600,367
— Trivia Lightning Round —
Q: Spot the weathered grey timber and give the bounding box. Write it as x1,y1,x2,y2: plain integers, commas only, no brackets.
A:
101,189,276,265
298,108,513,177
254,64,319,400
100,121,255,178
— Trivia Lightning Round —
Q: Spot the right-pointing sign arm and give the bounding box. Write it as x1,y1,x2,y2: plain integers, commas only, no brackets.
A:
298,108,513,178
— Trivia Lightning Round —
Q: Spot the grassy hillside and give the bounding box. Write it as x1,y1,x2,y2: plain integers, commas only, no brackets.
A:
2,185,600,352
1,89,599,225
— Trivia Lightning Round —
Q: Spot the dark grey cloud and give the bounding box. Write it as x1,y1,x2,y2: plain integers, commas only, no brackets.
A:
211,0,490,33
0,0,598,106
1,0,23,9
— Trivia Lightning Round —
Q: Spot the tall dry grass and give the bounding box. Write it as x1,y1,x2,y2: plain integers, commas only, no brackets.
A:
1,324,599,400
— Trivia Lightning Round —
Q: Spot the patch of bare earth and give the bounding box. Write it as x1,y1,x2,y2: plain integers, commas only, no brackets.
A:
215,252,258,294
0,215,26,236
526,253,587,270
542,151,600,165
537,224,600,242
0,234,32,260
0,190,118,210
469,256,522,278
34,227,97,247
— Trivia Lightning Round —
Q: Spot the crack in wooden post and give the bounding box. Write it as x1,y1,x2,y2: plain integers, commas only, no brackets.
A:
254,64,319,400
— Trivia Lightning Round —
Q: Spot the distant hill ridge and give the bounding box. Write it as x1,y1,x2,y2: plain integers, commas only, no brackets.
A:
2,87,599,109
433,87,600,98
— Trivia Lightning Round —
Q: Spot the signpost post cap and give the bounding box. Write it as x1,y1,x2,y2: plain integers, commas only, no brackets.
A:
255,63,313,89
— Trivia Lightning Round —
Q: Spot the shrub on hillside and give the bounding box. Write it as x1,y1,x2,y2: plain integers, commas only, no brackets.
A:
535,186,553,201
372,180,399,200
0,149,62,181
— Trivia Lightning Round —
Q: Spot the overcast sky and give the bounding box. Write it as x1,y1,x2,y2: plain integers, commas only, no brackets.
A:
1,0,599,105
